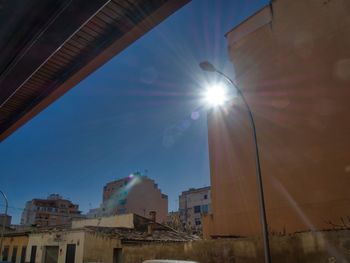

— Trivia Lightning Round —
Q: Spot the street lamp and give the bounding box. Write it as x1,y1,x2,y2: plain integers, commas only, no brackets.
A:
199,61,272,263
0,190,8,258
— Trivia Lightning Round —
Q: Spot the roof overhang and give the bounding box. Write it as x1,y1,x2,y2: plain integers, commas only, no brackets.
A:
0,0,189,141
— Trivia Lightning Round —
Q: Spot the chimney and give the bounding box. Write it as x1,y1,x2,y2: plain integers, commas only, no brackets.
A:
0,214,11,227
147,211,157,236
149,211,156,222
147,224,153,235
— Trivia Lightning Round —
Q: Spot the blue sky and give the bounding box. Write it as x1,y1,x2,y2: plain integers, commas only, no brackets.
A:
0,0,269,223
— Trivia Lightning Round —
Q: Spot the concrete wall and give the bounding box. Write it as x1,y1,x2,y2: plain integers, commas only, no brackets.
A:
206,0,350,237
72,214,134,229
83,231,121,263
121,230,350,263
26,230,85,263
1,235,28,263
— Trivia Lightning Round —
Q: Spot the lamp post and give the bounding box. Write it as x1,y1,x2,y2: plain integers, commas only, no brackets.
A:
199,61,271,263
0,190,8,258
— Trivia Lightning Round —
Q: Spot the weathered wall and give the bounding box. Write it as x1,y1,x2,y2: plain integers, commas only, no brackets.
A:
124,177,168,223
122,230,350,263
72,214,134,229
83,231,121,263
26,230,85,263
206,0,350,237
1,235,28,263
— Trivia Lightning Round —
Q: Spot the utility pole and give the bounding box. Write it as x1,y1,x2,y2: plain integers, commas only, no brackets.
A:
0,190,8,258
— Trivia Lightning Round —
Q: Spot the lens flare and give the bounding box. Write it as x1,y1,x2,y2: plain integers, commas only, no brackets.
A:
203,84,229,106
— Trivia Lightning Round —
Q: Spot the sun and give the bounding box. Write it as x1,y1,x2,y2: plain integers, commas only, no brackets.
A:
203,84,229,106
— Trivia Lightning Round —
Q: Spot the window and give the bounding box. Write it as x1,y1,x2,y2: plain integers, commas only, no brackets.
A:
11,246,18,263
2,246,9,261
204,194,208,200
118,199,127,205
201,204,209,214
194,205,201,213
20,246,26,263
195,218,201,225
65,244,76,263
113,248,122,263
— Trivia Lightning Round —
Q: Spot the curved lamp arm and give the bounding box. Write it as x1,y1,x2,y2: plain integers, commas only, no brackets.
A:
199,61,271,263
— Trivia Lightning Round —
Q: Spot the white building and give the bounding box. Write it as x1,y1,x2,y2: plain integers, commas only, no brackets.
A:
179,187,211,233
24,214,193,263
87,173,168,223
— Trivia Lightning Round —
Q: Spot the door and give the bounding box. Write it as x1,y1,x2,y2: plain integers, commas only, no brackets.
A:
44,246,59,263
2,246,9,261
65,244,76,263
113,248,122,263
11,246,17,263
20,246,26,263
29,246,36,263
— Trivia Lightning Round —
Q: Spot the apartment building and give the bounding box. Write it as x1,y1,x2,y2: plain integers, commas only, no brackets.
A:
21,194,83,227
179,187,211,233
87,173,168,223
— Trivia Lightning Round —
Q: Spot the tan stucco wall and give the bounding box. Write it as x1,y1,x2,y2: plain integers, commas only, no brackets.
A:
72,214,134,229
123,178,168,223
206,0,350,237
1,235,28,263
26,231,85,263
83,231,121,263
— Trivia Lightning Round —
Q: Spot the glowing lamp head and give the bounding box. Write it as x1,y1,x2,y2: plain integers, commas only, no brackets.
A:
203,84,229,107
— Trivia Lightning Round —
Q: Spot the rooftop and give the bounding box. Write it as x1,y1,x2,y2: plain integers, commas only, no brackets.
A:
181,186,211,195
85,226,197,243
13,213,196,243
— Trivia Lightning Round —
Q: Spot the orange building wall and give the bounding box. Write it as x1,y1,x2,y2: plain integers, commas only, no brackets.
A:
206,0,350,237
